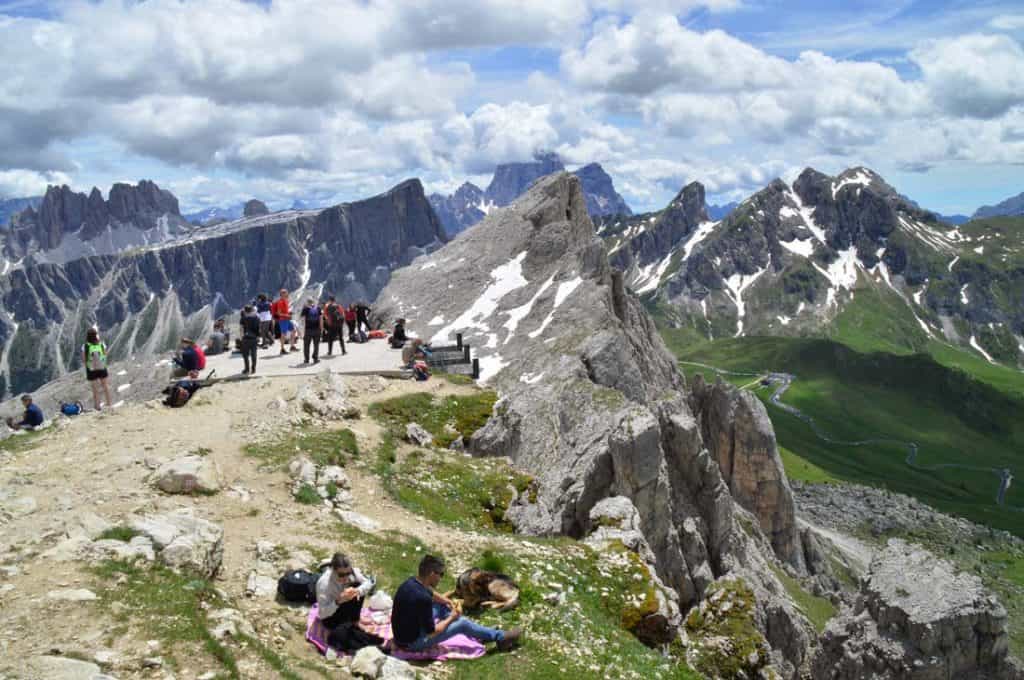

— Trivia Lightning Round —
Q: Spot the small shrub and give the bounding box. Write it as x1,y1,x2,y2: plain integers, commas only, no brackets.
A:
480,548,506,574
98,526,140,542
294,484,321,505
325,481,338,499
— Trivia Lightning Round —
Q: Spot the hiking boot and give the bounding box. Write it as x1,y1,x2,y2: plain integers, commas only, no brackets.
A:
496,628,522,652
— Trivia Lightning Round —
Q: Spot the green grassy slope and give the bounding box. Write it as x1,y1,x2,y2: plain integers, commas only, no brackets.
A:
672,336,1024,536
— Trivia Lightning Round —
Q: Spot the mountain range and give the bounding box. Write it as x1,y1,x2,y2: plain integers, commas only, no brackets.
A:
603,167,1023,369
3,181,192,265
428,151,632,236
0,180,444,396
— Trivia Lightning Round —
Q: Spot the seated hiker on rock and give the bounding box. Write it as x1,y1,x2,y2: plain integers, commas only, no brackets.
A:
389,318,408,348
6,394,44,430
391,555,521,653
401,338,431,368
205,319,228,356
172,338,206,378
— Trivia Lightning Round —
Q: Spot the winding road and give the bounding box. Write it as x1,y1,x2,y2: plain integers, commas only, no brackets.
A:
680,361,1016,507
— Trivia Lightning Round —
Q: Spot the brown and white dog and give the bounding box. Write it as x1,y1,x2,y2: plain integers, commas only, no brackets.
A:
445,568,520,611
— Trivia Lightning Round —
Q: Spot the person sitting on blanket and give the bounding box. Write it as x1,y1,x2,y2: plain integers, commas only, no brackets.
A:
317,553,376,629
316,553,384,653
391,555,522,653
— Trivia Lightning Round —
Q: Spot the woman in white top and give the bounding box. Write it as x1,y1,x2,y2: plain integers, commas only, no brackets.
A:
316,552,375,629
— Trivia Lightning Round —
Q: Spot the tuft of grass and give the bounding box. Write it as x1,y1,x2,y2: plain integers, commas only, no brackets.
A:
440,372,476,386
479,548,506,574
0,428,46,454
192,446,212,457
245,427,359,470
769,565,836,633
246,507,260,517
369,391,498,448
685,579,769,678
293,484,321,505
97,526,141,542
89,560,239,678
383,449,535,532
325,481,338,499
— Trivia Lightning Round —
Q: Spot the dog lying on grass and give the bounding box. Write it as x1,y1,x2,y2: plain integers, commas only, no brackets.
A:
445,567,520,611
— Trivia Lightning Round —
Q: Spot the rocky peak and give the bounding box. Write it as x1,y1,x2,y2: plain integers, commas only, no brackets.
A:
3,179,190,261
573,163,633,217
375,172,817,675
484,151,566,207
427,182,486,237
243,199,269,217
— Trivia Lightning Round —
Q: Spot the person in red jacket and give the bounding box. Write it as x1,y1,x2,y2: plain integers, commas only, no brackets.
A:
271,289,298,355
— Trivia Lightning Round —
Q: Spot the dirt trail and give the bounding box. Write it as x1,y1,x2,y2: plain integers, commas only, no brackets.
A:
0,372,507,679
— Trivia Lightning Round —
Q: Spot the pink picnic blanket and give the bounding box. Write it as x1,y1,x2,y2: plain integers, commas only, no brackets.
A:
305,604,486,661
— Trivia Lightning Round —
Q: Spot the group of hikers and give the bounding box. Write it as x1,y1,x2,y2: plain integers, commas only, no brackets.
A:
316,553,521,655
5,288,432,427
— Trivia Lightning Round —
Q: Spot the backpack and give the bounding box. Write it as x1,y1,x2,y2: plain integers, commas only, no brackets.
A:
305,306,322,325
85,342,107,371
60,401,84,416
278,569,319,604
413,361,430,381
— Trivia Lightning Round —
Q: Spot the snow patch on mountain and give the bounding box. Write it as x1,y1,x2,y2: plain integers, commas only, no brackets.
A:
431,251,528,346
831,170,874,200
970,335,996,364
780,236,814,258
681,221,718,260
503,274,555,344
528,276,583,340
723,266,769,337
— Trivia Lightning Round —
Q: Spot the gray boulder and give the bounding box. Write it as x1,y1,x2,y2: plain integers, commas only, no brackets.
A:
812,539,1023,679
405,423,433,447
149,454,221,495
296,371,360,420
130,508,223,577
23,656,114,680
351,646,386,677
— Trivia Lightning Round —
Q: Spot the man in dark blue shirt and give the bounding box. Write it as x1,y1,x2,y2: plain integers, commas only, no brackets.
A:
6,394,43,430
391,555,521,652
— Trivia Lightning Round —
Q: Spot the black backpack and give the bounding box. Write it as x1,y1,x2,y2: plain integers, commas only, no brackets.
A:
277,569,319,604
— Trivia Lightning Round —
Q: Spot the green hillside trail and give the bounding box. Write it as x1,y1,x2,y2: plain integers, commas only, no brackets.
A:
681,360,1017,509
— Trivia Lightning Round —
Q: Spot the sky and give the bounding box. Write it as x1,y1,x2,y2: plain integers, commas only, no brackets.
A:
1,0,1023,215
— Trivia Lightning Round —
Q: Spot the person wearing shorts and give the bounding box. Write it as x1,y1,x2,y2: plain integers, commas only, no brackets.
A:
271,289,298,355
82,327,113,411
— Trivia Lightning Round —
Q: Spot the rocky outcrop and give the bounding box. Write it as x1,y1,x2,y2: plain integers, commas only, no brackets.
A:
130,508,224,577
243,199,269,217
0,179,446,396
428,182,486,236
690,374,805,572
573,163,632,217
484,151,565,207
149,454,222,495
0,196,41,229
3,180,190,261
812,539,1023,679
374,172,814,675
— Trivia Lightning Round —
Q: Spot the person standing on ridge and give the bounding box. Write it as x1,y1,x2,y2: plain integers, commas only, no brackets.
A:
256,293,274,348
239,304,260,375
271,289,297,355
344,304,357,342
323,295,346,357
82,327,114,411
300,297,323,365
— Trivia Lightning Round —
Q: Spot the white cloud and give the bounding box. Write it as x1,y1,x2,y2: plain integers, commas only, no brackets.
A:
911,34,1024,118
0,169,72,197
990,14,1024,31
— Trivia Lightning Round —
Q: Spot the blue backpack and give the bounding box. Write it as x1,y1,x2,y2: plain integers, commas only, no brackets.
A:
60,401,84,416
